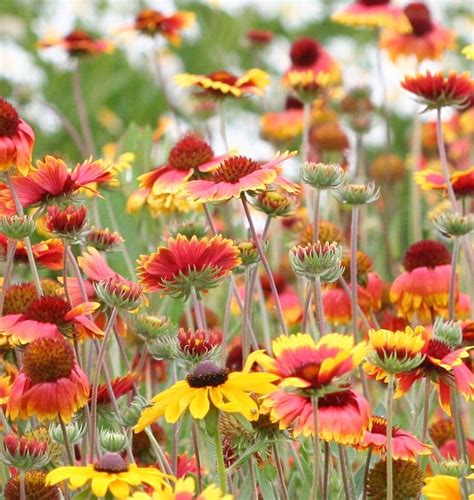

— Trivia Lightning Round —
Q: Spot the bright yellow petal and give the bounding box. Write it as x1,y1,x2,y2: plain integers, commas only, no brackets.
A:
109,479,130,499
46,466,93,487
91,474,115,497
189,387,210,419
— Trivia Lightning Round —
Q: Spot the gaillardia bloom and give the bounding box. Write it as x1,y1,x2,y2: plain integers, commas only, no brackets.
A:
182,152,299,203
138,133,230,194
7,337,89,422
175,69,269,98
422,475,466,500
131,9,195,45
137,234,240,299
46,452,169,499
401,71,474,110
134,352,278,429
0,98,34,175
0,235,64,270
380,2,455,62
332,0,411,33
358,416,432,461
390,240,454,323
38,29,114,56
415,166,474,198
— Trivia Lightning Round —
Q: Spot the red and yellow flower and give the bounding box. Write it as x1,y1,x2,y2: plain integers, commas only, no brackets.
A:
380,2,455,62
357,416,432,460
7,337,89,422
182,152,298,203
0,98,34,175
260,108,304,146
175,69,269,98
390,240,455,323
415,166,474,198
38,29,114,56
137,234,240,299
130,9,195,45
127,189,202,218
401,71,474,110
332,0,411,33
0,235,64,270
138,133,230,195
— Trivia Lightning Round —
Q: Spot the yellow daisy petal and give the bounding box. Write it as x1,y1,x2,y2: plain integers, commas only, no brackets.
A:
189,387,210,419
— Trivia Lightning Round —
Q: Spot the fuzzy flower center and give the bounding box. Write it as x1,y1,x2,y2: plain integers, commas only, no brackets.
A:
23,296,70,325
187,361,229,388
168,134,214,171
402,240,451,271
341,250,372,284
3,283,38,315
94,452,129,473
404,2,433,36
290,37,320,67
210,156,260,184
23,338,75,384
0,98,20,137
4,471,60,500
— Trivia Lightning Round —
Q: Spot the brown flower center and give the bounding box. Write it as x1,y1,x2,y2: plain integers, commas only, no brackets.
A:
290,37,320,67
135,9,164,33
94,452,129,473
0,98,20,137
23,296,70,325
404,2,434,36
3,283,38,315
4,471,60,500
187,361,229,388
168,133,214,171
23,338,75,384
210,156,260,184
402,240,451,271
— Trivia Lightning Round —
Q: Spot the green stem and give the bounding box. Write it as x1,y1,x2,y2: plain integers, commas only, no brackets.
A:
192,422,203,493
19,470,26,500
362,449,372,500
58,414,75,465
350,206,360,343
386,374,395,500
313,276,326,338
338,444,351,500
448,238,459,321
214,426,227,494
310,396,321,499
0,238,16,315
421,377,431,443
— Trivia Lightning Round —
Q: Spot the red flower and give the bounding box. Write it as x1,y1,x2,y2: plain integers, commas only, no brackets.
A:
38,29,114,56
246,29,273,46
7,337,90,422
401,71,474,110
0,235,64,270
94,373,137,406
415,166,474,197
358,416,432,460
182,152,299,203
0,98,34,175
46,205,88,237
137,234,240,298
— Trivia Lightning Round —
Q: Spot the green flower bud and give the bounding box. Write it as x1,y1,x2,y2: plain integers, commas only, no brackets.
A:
0,215,36,240
289,241,344,282
301,162,346,190
134,314,172,341
49,421,86,445
334,182,380,205
431,459,468,478
433,212,474,238
169,217,208,240
94,277,144,311
147,334,178,361
99,429,129,453
120,395,149,427
432,318,462,348
251,190,297,218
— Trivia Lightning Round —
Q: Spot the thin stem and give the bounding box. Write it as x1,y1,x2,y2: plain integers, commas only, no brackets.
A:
451,392,470,498
214,426,228,494
192,422,203,493
241,194,288,336
448,238,459,321
302,101,313,215
144,426,173,476
221,275,234,364
242,266,251,360
19,470,26,500
0,406,12,434
89,308,118,461
190,286,207,331
248,455,259,500
322,441,330,500
219,102,229,150
72,62,96,156
301,281,313,333
313,276,326,338
312,188,321,242
0,238,17,315
255,275,272,353
58,414,75,465
350,206,360,343
272,443,289,500
362,449,372,500
338,445,351,500
386,374,395,500
375,41,391,151
421,377,431,443
5,173,43,297
410,105,423,243
339,277,372,331
310,396,321,499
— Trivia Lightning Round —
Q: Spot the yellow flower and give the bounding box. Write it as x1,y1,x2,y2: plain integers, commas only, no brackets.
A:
422,475,462,500
128,476,232,499
134,351,278,430
46,453,169,499
462,43,474,61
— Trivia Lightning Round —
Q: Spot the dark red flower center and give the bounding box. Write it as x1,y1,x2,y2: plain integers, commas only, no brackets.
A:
0,98,20,137
358,0,391,6
318,389,352,407
208,71,238,86
369,416,399,437
426,338,452,360
187,361,229,388
210,156,260,184
290,37,321,67
295,362,320,385
94,452,129,473
23,338,75,384
402,240,451,271
168,133,214,171
285,96,304,110
64,30,94,45
23,296,70,325
404,2,434,36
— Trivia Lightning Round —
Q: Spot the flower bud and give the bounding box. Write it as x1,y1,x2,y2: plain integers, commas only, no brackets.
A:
0,215,36,240
177,328,222,362
431,459,468,478
94,277,144,310
1,434,50,470
134,314,171,341
289,241,344,282
87,227,124,251
169,218,208,239
369,153,405,184
99,429,129,453
147,334,178,361
46,205,88,239
301,162,346,190
433,212,474,238
120,395,149,427
432,318,462,347
236,241,261,268
334,182,380,205
251,190,297,218
49,421,86,445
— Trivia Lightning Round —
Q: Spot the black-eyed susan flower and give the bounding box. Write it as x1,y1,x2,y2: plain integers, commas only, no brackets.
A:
137,234,240,299
380,2,455,62
422,474,467,500
175,69,269,98
46,452,169,499
134,352,278,429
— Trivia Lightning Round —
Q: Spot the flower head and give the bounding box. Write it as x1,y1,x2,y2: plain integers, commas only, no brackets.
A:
369,153,406,184
38,29,114,56
260,107,304,146
134,351,278,428
175,69,269,99
367,460,423,499
5,471,60,500
86,227,124,252
246,29,273,47
94,277,144,311
7,337,89,422
2,433,50,470
251,190,298,218
182,152,298,203
46,452,169,499
422,475,465,500
334,182,380,205
289,241,344,282
177,328,222,363
46,204,88,239
301,162,346,190
433,212,474,238
0,98,34,175
137,234,240,299
415,166,474,198
0,214,36,240
401,71,474,110
0,235,64,270
132,9,195,45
